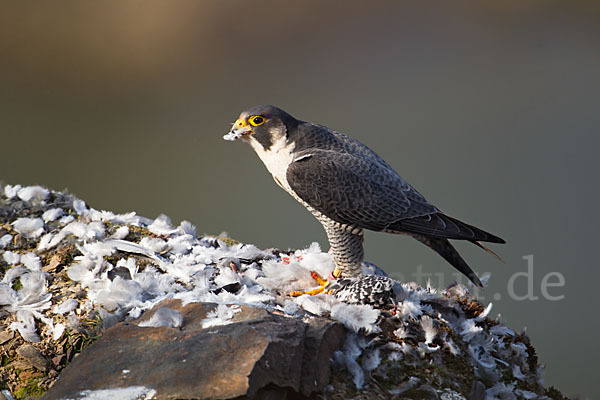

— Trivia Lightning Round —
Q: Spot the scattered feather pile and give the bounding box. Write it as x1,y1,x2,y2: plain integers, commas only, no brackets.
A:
0,184,560,399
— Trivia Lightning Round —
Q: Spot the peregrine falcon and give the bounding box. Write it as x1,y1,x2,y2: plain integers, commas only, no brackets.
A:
224,105,504,289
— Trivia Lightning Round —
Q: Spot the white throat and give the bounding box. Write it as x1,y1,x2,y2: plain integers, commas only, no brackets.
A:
247,135,296,193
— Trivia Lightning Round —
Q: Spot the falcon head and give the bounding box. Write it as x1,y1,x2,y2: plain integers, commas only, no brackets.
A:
224,105,298,150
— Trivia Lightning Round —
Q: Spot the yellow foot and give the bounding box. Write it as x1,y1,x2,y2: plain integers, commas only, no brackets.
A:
310,271,328,286
288,268,341,297
288,271,330,297
289,283,329,297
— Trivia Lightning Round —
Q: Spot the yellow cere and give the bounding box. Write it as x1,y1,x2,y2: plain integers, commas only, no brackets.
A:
235,118,248,128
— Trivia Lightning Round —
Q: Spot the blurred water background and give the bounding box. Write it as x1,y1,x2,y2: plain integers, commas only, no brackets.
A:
1,1,598,397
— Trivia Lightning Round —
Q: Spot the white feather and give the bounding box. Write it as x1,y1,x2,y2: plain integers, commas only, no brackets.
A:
460,318,483,342
167,234,194,254
397,299,423,320
110,226,130,240
282,300,299,315
362,347,381,372
63,221,105,240
20,253,41,271
95,278,144,311
38,231,66,251
53,298,79,315
330,302,380,333
12,217,45,238
293,295,332,316
214,267,240,288
68,386,157,400
485,382,515,399
138,307,183,328
2,266,27,285
201,304,241,328
52,323,66,340
0,283,18,306
2,251,20,265
489,325,515,337
178,220,197,237
4,184,22,199
17,186,49,202
446,338,461,356
73,199,89,215
59,215,75,225
148,214,178,236
420,315,437,344
394,326,409,340
512,364,526,380
0,234,13,248
139,237,168,253
9,310,40,342
258,259,315,292
42,208,64,222
476,302,493,321
515,389,538,399
332,333,365,389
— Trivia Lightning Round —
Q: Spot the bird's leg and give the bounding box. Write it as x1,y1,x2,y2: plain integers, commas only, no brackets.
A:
324,224,364,277
330,267,343,279
288,223,364,297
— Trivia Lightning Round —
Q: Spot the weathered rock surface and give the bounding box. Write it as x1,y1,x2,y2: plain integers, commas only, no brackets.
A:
15,345,49,372
0,330,14,345
42,299,345,400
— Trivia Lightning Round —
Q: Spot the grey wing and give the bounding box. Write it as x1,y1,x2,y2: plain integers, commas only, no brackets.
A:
330,130,398,171
286,150,438,231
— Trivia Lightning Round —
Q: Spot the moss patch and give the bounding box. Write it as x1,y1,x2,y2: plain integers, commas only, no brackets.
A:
14,376,45,399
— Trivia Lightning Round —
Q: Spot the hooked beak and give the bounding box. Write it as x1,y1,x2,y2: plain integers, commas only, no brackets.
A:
223,118,253,141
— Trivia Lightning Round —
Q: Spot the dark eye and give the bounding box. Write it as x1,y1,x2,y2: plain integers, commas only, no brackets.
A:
249,116,265,126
